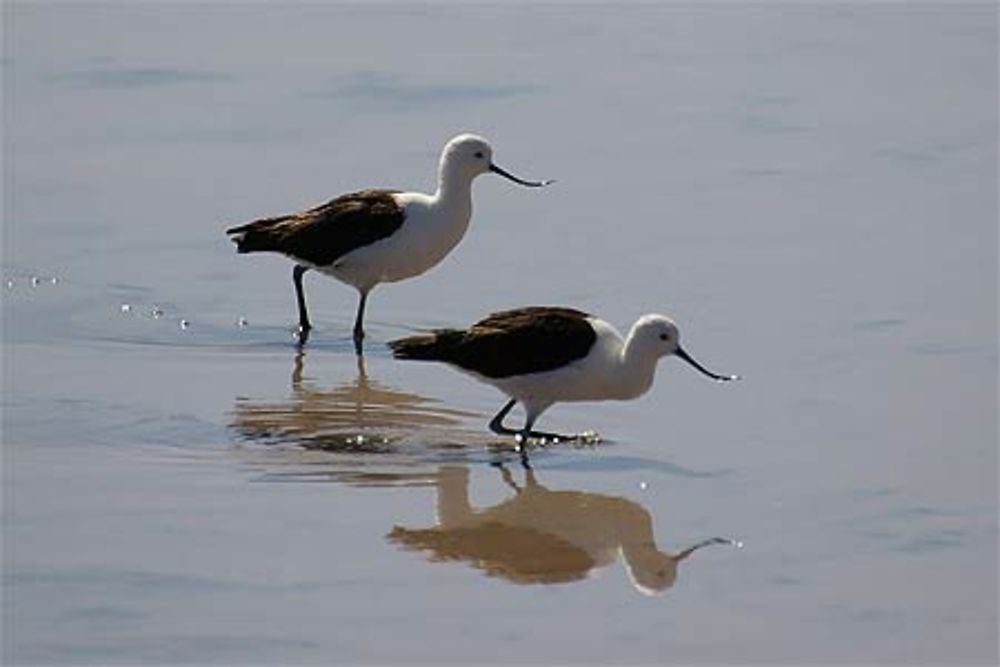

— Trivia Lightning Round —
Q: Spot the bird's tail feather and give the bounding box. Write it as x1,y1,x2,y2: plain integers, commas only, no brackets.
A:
225,219,284,254
388,331,464,362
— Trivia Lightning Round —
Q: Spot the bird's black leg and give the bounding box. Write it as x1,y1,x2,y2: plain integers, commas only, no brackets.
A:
292,265,312,345
352,290,368,356
488,400,529,467
488,398,519,436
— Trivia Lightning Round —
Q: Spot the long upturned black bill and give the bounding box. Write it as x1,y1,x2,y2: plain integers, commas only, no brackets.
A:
676,346,740,382
489,163,554,187
675,537,743,562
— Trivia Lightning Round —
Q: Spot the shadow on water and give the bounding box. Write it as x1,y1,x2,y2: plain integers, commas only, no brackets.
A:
229,351,486,455
386,465,741,594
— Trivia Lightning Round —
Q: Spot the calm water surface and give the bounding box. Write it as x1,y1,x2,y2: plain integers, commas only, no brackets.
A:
3,4,997,664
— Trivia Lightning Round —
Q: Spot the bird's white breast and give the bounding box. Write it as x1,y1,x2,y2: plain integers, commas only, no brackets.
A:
325,191,471,289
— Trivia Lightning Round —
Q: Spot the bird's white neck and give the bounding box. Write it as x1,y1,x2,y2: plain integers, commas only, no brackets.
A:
613,325,661,400
433,160,476,207
423,164,475,257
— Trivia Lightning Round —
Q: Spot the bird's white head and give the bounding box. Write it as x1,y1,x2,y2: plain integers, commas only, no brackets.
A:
631,315,682,358
438,133,553,189
630,314,739,382
440,134,494,180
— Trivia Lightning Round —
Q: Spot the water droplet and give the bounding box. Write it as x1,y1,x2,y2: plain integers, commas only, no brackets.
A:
179,319,190,330
151,306,164,319
50,276,59,285
639,481,648,491
733,540,745,549
120,303,132,314
30,276,41,286
5,280,14,289
236,317,248,328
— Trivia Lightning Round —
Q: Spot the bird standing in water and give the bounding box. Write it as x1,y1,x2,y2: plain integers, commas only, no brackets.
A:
390,306,739,464
226,134,552,353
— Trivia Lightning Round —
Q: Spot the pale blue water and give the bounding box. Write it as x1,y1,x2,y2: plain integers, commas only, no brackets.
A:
3,4,997,664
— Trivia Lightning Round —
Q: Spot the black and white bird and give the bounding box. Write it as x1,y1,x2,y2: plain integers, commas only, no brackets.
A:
226,134,551,353
389,307,739,463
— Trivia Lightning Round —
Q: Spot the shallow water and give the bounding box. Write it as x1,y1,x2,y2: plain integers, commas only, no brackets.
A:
3,4,997,664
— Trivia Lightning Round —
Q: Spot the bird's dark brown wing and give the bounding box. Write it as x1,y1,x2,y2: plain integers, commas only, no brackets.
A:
390,307,597,378
226,189,404,266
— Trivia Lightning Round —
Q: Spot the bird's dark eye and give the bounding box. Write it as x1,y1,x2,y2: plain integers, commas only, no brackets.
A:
474,151,484,159
659,333,669,341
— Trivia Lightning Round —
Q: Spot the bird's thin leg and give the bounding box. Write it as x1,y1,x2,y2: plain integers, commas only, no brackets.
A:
352,290,368,356
292,265,312,345
487,398,519,436
488,400,553,467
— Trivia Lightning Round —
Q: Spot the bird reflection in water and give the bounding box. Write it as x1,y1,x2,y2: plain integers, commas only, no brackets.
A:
388,465,740,594
229,351,476,452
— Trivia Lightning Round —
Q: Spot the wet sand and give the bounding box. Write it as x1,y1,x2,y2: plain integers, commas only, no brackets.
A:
3,4,997,664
